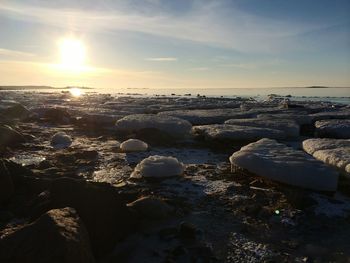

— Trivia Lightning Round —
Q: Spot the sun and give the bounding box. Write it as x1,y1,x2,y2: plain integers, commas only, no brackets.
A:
59,38,86,71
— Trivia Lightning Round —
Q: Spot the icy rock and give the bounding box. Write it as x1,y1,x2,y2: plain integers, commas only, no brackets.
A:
130,155,184,179
257,113,312,125
303,138,350,174
120,139,148,152
224,118,300,137
192,124,286,141
310,110,350,122
230,138,338,191
51,132,72,148
315,119,350,139
115,114,192,137
0,125,25,147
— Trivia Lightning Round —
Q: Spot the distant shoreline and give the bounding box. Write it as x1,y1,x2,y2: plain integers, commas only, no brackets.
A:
0,86,93,90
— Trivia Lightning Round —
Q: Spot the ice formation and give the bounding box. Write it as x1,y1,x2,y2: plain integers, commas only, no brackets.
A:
192,124,286,141
115,114,192,137
50,132,72,148
315,119,350,139
130,155,184,179
224,118,300,137
303,138,350,174
257,113,312,125
230,138,338,191
120,139,148,152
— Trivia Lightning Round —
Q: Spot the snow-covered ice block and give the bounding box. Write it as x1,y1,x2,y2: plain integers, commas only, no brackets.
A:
224,118,300,137
303,138,350,174
315,119,350,139
230,138,338,191
130,155,184,179
115,114,192,137
192,124,286,141
120,139,148,152
257,113,312,125
51,132,72,148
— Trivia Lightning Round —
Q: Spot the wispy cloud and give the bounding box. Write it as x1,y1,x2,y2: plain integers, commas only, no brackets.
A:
145,57,178,61
0,48,35,58
0,1,337,53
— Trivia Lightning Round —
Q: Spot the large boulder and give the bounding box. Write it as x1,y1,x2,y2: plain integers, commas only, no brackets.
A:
0,125,25,147
303,138,350,174
115,114,192,138
0,207,95,263
230,138,339,191
0,160,14,204
0,102,30,120
315,119,350,139
49,178,133,257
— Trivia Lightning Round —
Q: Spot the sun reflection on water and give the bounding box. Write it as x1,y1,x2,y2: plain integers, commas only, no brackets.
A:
69,87,83,97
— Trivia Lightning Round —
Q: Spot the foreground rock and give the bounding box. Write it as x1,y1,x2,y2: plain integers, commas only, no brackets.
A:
193,124,285,142
115,114,192,138
303,138,350,174
130,155,184,179
49,178,133,257
0,125,25,147
257,112,312,125
0,207,95,263
230,138,339,191
224,118,300,137
315,119,350,139
0,102,29,120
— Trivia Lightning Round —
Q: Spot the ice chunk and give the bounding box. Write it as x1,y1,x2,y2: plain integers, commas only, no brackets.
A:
130,155,184,179
225,118,299,137
51,132,72,148
315,119,350,139
230,138,338,191
120,139,148,152
303,138,350,174
115,114,192,137
257,113,312,125
192,124,285,141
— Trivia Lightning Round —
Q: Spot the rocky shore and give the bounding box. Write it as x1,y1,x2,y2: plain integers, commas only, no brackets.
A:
1,90,350,262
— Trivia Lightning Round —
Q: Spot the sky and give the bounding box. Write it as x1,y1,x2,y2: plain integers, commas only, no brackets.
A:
0,0,349,90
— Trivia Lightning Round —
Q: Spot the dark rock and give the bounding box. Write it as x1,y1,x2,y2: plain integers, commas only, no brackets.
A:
127,196,174,219
49,177,134,257
0,160,14,204
1,103,30,120
0,125,25,147
179,222,198,240
42,108,71,123
0,207,95,263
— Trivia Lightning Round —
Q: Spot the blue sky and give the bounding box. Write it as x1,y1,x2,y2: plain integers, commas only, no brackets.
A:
0,0,349,89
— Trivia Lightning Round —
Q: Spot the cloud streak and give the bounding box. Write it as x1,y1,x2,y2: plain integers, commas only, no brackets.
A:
145,57,178,61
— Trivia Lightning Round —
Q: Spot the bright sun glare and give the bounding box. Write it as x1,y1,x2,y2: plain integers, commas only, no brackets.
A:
59,38,86,71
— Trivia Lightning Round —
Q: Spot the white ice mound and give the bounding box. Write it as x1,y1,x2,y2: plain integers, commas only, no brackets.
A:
303,138,350,174
115,114,192,137
315,119,350,139
130,155,184,179
120,139,148,152
224,118,300,138
192,124,285,141
230,138,338,191
51,132,72,148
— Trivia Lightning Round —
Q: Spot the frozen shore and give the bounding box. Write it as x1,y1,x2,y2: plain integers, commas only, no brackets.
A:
1,90,350,262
